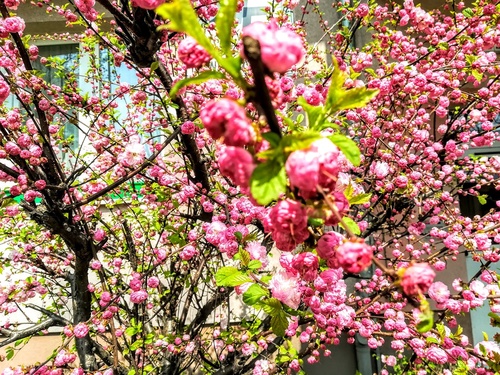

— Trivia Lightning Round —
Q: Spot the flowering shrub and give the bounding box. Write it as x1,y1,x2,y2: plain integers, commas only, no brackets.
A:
0,0,499,374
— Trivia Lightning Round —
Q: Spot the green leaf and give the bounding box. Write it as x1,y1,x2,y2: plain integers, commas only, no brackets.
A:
170,70,226,97
488,312,500,327
271,310,289,337
349,192,372,205
328,134,361,166
156,0,216,56
416,299,434,333
462,8,474,17
261,132,281,148
5,347,14,360
477,194,488,205
215,266,252,287
216,0,238,55
261,297,282,315
471,69,483,82
325,58,378,113
247,260,263,270
340,217,361,235
281,130,323,153
150,61,159,71
297,96,325,130
250,160,287,205
125,326,138,337
243,283,268,305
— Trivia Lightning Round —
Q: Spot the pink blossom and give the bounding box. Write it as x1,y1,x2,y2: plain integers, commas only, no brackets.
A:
242,20,305,74
132,0,164,9
428,281,450,304
177,37,212,68
200,99,255,147
130,290,148,304
370,161,390,179
0,77,10,105
118,142,145,167
181,121,196,135
292,252,319,281
3,17,25,34
425,347,448,364
217,147,255,190
179,245,198,261
336,240,373,274
285,138,341,198
73,323,89,338
401,263,435,296
316,231,345,267
245,241,268,268
265,199,309,252
269,270,302,309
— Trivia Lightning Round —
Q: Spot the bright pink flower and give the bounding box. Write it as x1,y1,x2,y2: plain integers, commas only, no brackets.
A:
336,240,373,274
428,281,450,304
179,245,198,261
147,276,160,288
316,231,345,267
181,121,196,135
425,346,448,365
285,138,341,198
3,17,25,34
130,290,148,304
177,36,212,68
292,252,319,281
217,147,255,190
200,99,255,147
265,199,309,252
242,20,305,74
73,323,89,338
401,263,435,296
269,270,302,309
132,0,164,9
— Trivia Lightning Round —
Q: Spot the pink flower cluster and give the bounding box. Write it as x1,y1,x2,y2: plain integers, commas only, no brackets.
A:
217,146,255,192
317,233,373,274
242,20,305,74
264,199,309,252
285,138,342,198
400,263,435,296
200,98,255,147
177,37,212,69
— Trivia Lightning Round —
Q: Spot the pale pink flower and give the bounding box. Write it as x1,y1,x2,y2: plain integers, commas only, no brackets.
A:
370,161,390,179
242,20,305,74
178,37,212,68
428,281,450,304
217,146,255,190
245,241,268,268
132,0,164,9
401,263,435,296
118,142,145,167
269,270,302,309
200,99,255,147
425,346,448,364
336,240,373,274
73,323,89,338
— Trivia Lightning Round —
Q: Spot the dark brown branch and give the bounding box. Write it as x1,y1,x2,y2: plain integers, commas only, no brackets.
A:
242,36,282,138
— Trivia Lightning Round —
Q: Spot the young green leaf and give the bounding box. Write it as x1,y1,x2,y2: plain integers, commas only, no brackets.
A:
348,192,372,205
340,217,361,235
271,310,289,337
297,96,325,130
250,160,287,205
243,283,268,305
215,266,252,287
170,70,226,97
328,134,361,166
156,0,216,56
216,0,239,55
